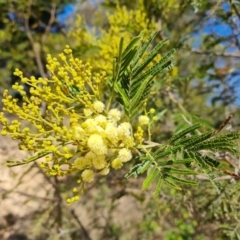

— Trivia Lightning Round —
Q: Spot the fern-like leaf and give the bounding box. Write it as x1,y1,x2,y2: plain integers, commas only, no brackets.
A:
168,123,202,144
142,166,160,191
111,31,176,118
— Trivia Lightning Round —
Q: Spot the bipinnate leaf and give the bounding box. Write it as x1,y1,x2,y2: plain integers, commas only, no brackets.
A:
168,123,202,144
112,30,176,118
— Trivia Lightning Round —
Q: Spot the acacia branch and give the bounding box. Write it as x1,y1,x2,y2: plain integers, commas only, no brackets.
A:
41,4,57,44
24,0,34,46
24,0,50,115
190,48,240,58
0,186,56,201
24,0,47,78
70,209,93,240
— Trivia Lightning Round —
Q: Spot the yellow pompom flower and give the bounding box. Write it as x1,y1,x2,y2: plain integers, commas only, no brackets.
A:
118,122,131,140
139,115,149,125
92,155,107,170
81,169,94,182
95,115,107,128
92,100,105,113
74,157,90,170
105,123,119,144
108,108,121,122
82,119,98,133
99,167,110,175
72,125,85,140
118,148,132,162
85,151,107,170
111,158,123,169
87,134,107,155
84,108,93,117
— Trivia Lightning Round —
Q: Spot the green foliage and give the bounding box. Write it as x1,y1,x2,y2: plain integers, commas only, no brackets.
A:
110,31,175,118
126,113,240,196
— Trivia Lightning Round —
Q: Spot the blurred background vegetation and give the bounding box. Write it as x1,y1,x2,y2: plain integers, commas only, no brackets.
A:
0,0,240,239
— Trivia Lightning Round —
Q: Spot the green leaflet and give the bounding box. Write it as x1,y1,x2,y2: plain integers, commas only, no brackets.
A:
120,50,137,75
189,140,237,153
223,131,240,140
163,178,182,191
128,75,152,114
188,152,222,193
125,159,152,178
207,172,223,193
154,177,163,198
162,167,197,175
173,159,195,164
203,156,220,168
156,158,195,166
155,145,182,159
177,131,212,146
168,123,202,144
130,30,156,69
142,166,160,191
164,174,198,186
122,34,141,59
132,38,169,77
113,37,124,82
188,152,210,172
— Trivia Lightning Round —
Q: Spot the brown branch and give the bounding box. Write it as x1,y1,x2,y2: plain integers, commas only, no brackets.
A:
212,114,233,136
24,0,47,78
24,0,34,46
54,176,63,232
24,0,49,115
190,48,240,58
70,209,93,240
165,87,187,113
41,4,57,44
0,186,56,202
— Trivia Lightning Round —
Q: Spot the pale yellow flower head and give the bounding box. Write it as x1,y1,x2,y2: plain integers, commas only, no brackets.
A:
118,148,132,162
87,134,107,155
92,100,105,113
81,169,94,182
91,154,107,170
108,108,121,122
111,158,123,169
139,115,149,125
99,167,110,175
118,122,131,139
82,119,98,133
95,115,107,128
72,125,85,140
105,123,119,144
74,157,90,170
84,108,93,117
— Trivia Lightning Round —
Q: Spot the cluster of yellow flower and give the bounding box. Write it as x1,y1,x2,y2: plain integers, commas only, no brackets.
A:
70,0,157,74
0,45,156,203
